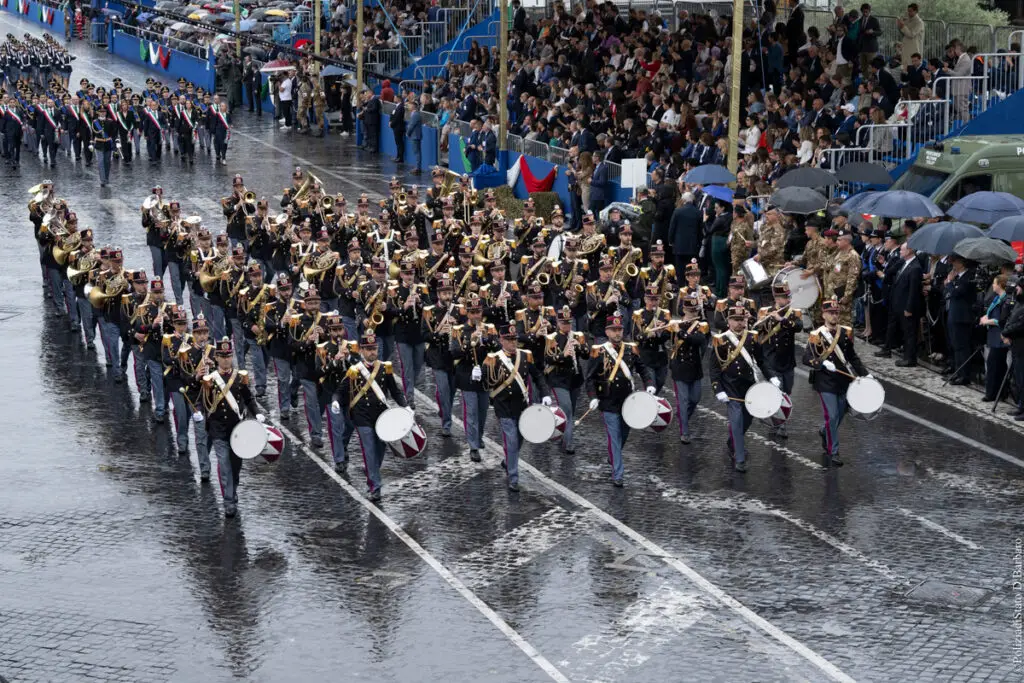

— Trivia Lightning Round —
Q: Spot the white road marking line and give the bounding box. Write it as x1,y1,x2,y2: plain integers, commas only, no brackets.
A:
895,507,983,550
450,508,591,590
560,585,712,682
382,455,489,499
413,390,857,683
695,405,828,472
259,407,572,683
648,475,912,587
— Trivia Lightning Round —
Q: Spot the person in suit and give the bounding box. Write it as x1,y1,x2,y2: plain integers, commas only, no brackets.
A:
981,274,1013,402
877,242,923,366
406,100,423,174
668,191,701,273
856,3,882,76
1001,278,1024,420
243,56,262,115
480,119,497,167
38,98,60,167
359,90,381,153
943,256,976,385
142,98,164,164
456,86,477,122
589,150,609,215
390,95,406,163
511,0,527,33
212,101,231,165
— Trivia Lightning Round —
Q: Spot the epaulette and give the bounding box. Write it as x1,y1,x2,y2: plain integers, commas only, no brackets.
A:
523,349,533,362
483,352,497,367
587,282,596,293
316,341,329,349
625,342,638,349
162,334,173,348
238,370,250,384
238,286,250,297
544,334,557,351
639,267,650,280
590,344,602,359
712,333,726,347
808,331,820,345
664,265,675,275
632,310,643,321
520,255,529,265
844,326,854,339
484,323,496,333
515,308,526,321
749,331,759,340
346,366,359,379
121,294,131,304
509,282,519,292
793,309,803,319
452,324,464,332
757,306,770,320
543,306,554,316
423,305,434,320
698,322,709,334
383,361,393,374
348,341,359,353
715,299,727,311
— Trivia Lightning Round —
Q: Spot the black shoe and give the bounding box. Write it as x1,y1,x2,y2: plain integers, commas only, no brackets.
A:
311,438,324,449
874,349,891,358
280,411,290,421
113,375,124,384
138,394,151,403
734,462,747,473
564,447,575,454
941,367,954,376
177,444,188,455
894,360,917,367
86,341,95,349
334,461,347,473
200,472,211,483
949,377,969,386
369,488,382,502
830,454,844,467
507,481,520,492
982,396,995,402
680,434,691,444
154,413,166,424
256,389,266,399
440,428,451,438
819,427,827,452
1008,407,1024,416
470,450,481,462
612,479,624,488
224,506,237,518
500,460,507,471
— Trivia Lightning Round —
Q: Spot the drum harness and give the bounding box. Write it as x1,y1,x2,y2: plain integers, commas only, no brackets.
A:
601,342,631,385
350,361,386,408
721,330,762,383
489,351,528,400
814,327,850,374
205,370,242,419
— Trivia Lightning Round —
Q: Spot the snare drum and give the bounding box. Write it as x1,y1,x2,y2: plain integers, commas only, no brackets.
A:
744,381,783,420
518,404,568,444
767,392,793,426
621,391,673,431
375,406,427,458
230,419,286,462
775,266,820,309
847,376,885,420
741,257,771,290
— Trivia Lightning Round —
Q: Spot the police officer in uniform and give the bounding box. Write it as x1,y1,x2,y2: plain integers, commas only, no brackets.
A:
483,323,551,492
584,313,654,486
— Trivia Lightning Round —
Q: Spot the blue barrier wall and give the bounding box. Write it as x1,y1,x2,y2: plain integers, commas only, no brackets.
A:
1,1,66,36
109,26,215,93
242,78,276,116
960,90,1024,136
376,110,438,169
394,9,497,82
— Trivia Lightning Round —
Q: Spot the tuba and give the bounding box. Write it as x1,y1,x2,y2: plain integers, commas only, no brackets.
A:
303,250,340,281
199,255,231,293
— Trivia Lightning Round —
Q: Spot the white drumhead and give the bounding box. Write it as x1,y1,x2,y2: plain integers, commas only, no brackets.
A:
784,267,820,309
375,407,415,443
622,391,659,429
519,404,556,444
744,382,783,419
847,377,885,414
230,419,269,460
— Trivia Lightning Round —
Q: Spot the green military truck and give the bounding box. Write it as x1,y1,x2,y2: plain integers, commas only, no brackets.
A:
890,135,1024,211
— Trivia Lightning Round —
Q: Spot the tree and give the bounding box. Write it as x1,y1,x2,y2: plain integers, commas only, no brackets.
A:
868,0,1009,27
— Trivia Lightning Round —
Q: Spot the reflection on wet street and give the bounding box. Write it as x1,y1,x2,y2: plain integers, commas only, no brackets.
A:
1,13,1023,683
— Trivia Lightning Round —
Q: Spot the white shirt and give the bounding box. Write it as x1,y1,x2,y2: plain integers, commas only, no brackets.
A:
279,77,293,102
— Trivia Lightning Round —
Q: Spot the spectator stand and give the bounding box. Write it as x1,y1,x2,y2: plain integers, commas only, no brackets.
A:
0,0,66,35
107,18,216,92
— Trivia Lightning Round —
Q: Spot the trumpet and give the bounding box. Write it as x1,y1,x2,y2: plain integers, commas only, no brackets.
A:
565,283,585,305
644,317,685,336
753,304,791,328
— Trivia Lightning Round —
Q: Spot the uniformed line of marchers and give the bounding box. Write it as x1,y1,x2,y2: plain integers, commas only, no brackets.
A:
28,163,881,518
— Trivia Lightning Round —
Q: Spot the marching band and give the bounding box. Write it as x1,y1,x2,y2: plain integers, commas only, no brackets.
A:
27,164,885,517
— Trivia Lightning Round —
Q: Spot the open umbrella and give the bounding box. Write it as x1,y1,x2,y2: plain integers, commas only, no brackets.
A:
683,164,735,185
838,191,880,215
320,65,346,77
260,59,293,73
907,221,985,255
769,186,827,214
947,191,1024,225
859,190,943,219
834,162,893,186
703,185,734,203
774,166,838,189
294,38,311,50
987,215,1024,242
953,237,1020,266
265,8,289,17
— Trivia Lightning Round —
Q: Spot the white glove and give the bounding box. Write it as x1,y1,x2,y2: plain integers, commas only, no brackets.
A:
589,398,599,411
646,385,656,395
716,392,729,404
256,413,266,424
823,360,837,372
542,396,552,406
192,411,204,423
770,376,781,388
330,400,341,414
471,365,482,381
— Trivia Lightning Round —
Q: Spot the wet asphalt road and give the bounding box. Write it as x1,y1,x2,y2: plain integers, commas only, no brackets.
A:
2,15,1024,683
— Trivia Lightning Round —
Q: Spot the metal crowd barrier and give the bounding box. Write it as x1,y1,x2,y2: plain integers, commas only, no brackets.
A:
111,20,210,59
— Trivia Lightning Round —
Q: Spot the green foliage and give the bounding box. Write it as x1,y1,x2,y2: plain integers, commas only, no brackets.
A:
492,186,563,220
867,0,1009,27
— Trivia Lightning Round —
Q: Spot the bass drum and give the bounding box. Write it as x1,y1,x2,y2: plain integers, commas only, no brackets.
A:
621,391,673,432
375,406,427,458
774,266,820,310
847,377,885,421
744,381,783,420
518,404,568,444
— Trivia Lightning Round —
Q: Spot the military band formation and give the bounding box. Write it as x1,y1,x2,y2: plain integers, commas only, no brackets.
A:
29,163,883,518
1,41,231,182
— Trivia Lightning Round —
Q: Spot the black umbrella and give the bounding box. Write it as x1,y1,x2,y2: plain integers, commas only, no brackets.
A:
987,215,1024,242
953,237,1020,266
834,162,893,186
907,221,985,255
769,186,828,215
774,167,838,189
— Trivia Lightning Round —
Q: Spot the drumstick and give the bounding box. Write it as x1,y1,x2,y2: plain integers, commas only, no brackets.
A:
728,397,747,403
574,405,596,427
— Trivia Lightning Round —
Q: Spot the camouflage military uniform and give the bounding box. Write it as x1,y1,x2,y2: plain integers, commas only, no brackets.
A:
296,78,312,131
800,235,830,326
757,217,787,278
730,217,754,277
313,84,326,135
823,248,860,326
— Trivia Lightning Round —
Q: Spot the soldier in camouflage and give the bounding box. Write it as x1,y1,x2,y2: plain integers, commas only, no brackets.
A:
823,229,861,327
729,207,754,278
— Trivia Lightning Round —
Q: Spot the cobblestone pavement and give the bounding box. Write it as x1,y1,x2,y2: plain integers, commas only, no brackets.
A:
2,15,1023,683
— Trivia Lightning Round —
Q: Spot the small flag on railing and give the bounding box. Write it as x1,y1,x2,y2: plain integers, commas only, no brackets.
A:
139,39,148,62
149,42,160,65
160,46,170,69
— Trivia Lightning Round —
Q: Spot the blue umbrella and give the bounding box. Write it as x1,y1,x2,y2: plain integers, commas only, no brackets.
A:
839,191,880,214
684,165,735,185
238,19,256,31
859,190,943,219
947,191,1024,225
320,65,346,77
987,215,1024,242
907,221,985,255
703,185,734,203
